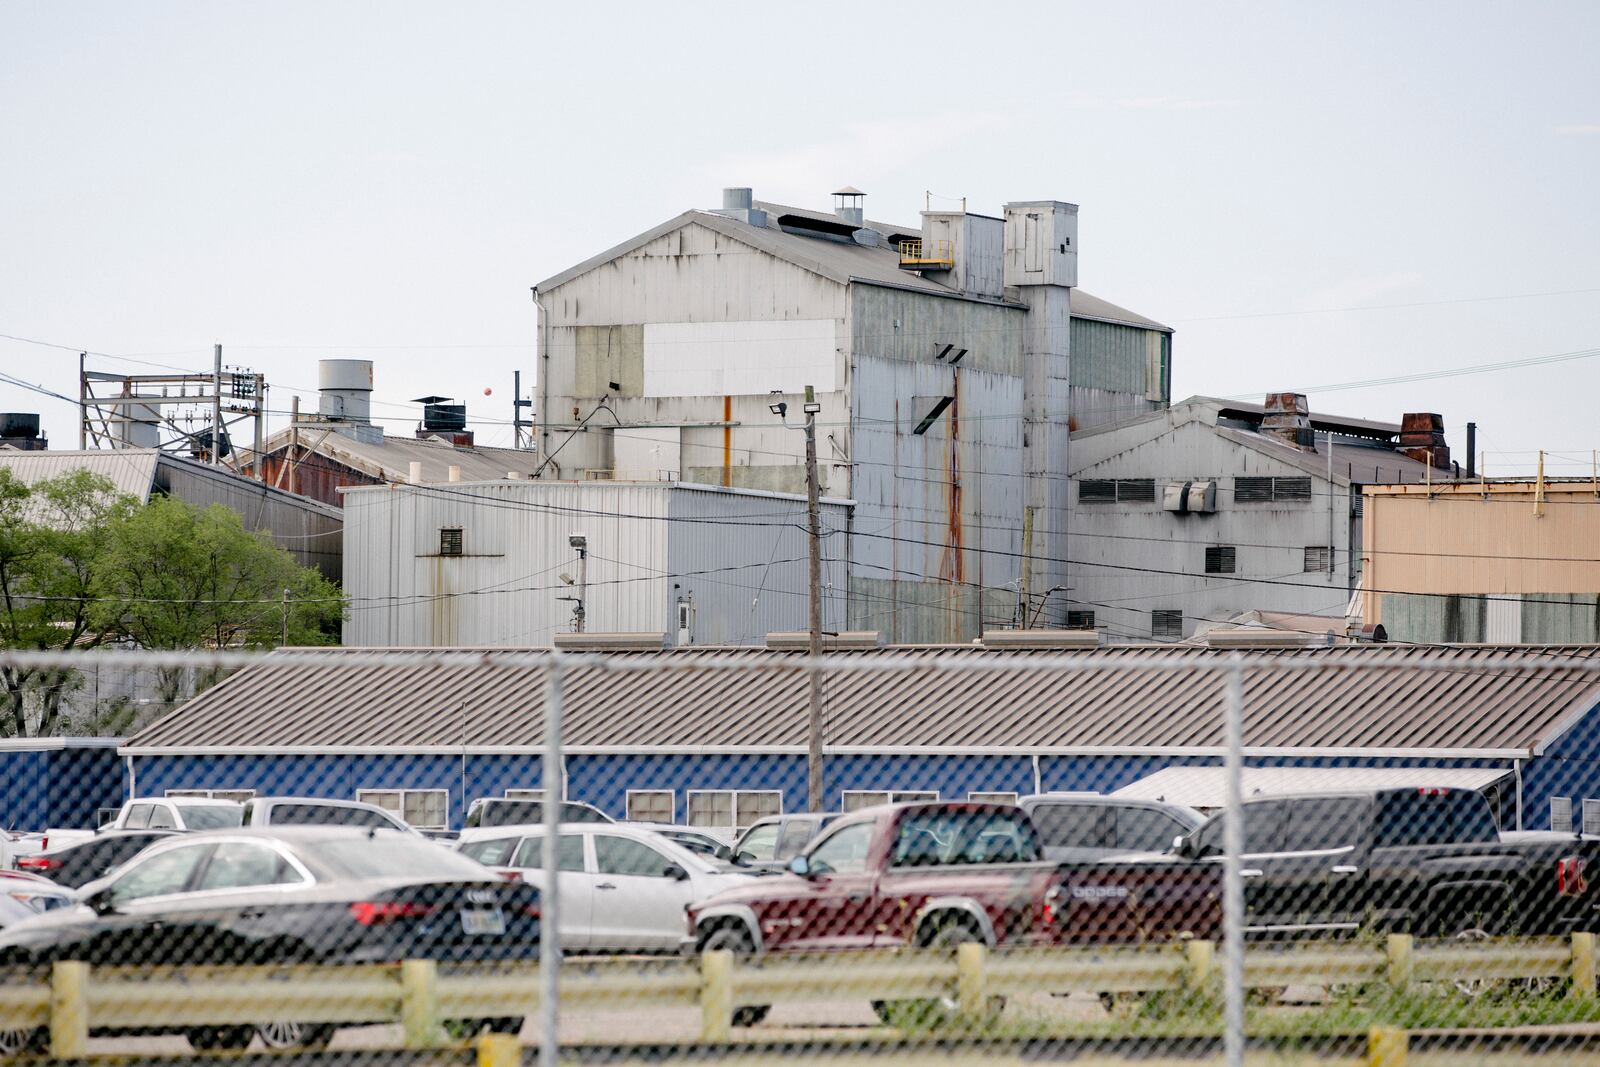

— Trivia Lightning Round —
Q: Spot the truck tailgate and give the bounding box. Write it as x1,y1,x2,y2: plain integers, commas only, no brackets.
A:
1048,860,1222,945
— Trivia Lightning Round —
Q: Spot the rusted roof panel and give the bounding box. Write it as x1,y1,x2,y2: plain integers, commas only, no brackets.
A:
123,645,1600,756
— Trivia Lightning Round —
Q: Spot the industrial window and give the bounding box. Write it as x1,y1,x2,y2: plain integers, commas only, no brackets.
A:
1204,546,1237,574
1152,610,1184,640
1065,610,1096,630
504,789,545,800
967,792,1019,805
1552,796,1574,833
841,790,939,813
626,790,674,824
1078,478,1156,504
1304,546,1332,572
1078,479,1116,504
440,527,463,557
166,789,256,803
1586,800,1600,837
1351,485,1365,516
358,788,449,830
687,790,781,831
1234,476,1313,504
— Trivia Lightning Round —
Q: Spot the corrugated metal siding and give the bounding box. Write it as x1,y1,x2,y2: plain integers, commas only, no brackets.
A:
664,485,848,645
0,747,123,829
1068,418,1353,639
1070,319,1150,394
153,457,342,581
125,644,1600,755
0,450,159,503
343,481,673,647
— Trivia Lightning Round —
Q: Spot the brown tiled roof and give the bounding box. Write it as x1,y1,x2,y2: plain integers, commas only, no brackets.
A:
122,645,1600,758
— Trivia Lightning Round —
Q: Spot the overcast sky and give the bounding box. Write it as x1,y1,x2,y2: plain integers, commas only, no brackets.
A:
3,2,1597,474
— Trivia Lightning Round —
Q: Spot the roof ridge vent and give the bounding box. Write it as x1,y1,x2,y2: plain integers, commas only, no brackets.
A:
766,631,883,650
553,632,666,651
982,629,1101,649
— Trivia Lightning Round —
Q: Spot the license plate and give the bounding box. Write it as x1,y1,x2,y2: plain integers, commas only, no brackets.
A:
461,907,506,935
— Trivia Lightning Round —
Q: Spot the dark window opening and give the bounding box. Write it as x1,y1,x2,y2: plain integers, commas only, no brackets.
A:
440,527,463,556
1204,546,1237,574
1304,546,1332,572
1065,610,1095,630
1152,610,1183,640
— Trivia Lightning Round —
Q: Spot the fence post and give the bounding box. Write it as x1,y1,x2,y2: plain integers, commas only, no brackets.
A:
49,960,88,1059
1573,931,1597,999
1368,1025,1408,1067
957,941,987,1021
401,959,441,1047
1185,939,1216,993
1386,934,1413,993
477,1032,523,1067
700,949,733,1041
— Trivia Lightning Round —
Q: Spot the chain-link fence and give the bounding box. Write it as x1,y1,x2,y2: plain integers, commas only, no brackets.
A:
4,646,1600,1066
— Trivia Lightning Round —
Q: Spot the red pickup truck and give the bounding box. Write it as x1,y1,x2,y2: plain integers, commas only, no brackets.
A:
686,801,1220,1025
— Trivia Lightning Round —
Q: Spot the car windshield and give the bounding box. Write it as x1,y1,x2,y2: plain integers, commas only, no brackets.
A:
297,835,493,880
181,806,244,830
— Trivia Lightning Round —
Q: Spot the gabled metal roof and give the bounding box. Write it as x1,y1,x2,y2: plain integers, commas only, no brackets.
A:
258,429,541,485
122,644,1600,759
533,206,1172,331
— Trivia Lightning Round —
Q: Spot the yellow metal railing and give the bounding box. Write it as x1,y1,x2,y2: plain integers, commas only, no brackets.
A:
3,933,1597,1055
898,238,955,268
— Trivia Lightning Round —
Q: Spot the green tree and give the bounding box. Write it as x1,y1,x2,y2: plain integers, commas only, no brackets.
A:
0,469,135,737
96,495,344,705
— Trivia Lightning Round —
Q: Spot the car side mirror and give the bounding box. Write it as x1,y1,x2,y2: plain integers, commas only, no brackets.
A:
663,864,690,882
1173,834,1196,859
787,854,811,878
713,845,732,861
85,890,117,916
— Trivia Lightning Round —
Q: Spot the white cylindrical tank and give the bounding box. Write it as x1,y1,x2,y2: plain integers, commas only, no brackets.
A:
318,359,374,423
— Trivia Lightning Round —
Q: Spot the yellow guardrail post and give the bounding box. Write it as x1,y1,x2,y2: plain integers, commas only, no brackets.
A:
1386,933,1413,992
49,960,89,1059
700,949,733,1041
1573,931,1597,998
401,959,441,1047
956,942,987,1022
477,1032,522,1067
1368,1025,1408,1066
1184,939,1215,992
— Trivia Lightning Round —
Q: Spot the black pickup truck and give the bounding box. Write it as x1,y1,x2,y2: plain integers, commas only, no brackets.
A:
1168,786,1600,938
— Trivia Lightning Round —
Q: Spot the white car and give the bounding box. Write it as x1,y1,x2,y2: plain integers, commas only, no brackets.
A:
457,823,756,953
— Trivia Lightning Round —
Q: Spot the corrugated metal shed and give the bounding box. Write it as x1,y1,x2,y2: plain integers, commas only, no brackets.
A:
0,449,342,580
123,644,1600,757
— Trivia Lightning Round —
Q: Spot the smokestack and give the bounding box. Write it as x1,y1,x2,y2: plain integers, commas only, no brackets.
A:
716,187,766,226
1261,393,1316,451
1399,412,1451,470
408,461,423,484
1465,422,1477,478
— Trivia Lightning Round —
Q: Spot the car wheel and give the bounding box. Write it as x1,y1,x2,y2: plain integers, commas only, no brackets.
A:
696,922,770,1028
256,1021,335,1050
0,1027,48,1056
186,1026,255,1051
877,920,1004,1030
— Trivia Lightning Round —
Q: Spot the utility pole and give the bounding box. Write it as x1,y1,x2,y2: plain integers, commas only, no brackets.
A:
281,587,290,645
802,385,825,813
211,343,223,466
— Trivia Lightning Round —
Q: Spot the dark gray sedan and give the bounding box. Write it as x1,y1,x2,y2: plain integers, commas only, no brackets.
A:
0,827,538,1052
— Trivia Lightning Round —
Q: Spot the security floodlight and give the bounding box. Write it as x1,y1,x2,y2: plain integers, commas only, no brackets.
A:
569,533,587,550
802,400,822,415
768,390,788,418
559,573,574,586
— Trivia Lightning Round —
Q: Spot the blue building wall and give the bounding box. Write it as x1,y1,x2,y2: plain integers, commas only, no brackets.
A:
0,746,123,831
121,746,1564,832
1523,705,1600,831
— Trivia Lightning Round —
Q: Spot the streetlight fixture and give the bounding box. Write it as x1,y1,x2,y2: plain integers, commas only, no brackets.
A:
559,533,588,633
772,386,826,813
